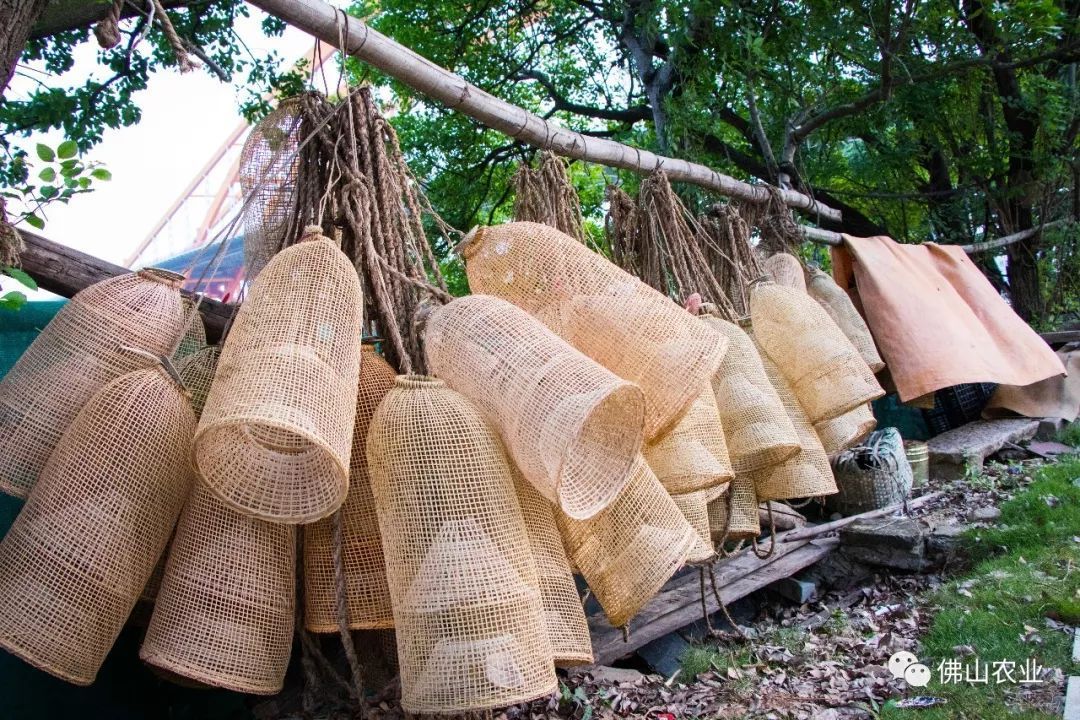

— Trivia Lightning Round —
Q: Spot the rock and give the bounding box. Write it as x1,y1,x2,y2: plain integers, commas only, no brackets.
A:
840,517,927,571
768,577,818,604
967,506,1001,523
636,632,691,678
581,665,645,685
927,419,1039,480
1035,417,1066,441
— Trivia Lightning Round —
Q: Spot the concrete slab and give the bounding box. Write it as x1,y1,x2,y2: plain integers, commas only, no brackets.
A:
1065,676,1080,720
928,419,1039,480
840,517,927,571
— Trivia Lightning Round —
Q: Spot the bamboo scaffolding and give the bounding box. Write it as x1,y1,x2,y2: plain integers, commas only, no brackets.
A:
247,0,841,222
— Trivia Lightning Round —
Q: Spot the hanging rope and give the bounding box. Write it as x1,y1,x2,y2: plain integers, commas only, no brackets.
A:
513,151,586,243
93,0,124,49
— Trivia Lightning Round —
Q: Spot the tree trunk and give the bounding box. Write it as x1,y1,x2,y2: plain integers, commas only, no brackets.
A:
0,0,50,98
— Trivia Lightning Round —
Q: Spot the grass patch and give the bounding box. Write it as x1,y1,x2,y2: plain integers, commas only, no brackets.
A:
678,643,754,681
880,457,1080,720
1058,421,1080,448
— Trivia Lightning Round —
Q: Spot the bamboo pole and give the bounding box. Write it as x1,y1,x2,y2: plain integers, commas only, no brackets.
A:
247,0,842,222
797,218,1070,253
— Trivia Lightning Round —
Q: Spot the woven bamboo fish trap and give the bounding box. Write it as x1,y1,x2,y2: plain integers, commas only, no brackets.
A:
239,98,301,281
556,457,697,628
424,294,644,520
750,282,883,424
763,253,806,291
0,268,185,499
140,483,296,694
0,365,194,685
805,267,885,373
366,376,556,714
305,346,397,632
707,475,760,543
643,389,733,495
515,476,593,668
815,403,877,456
195,231,363,524
671,489,715,563
461,222,727,439
174,298,207,360
702,316,800,474
749,343,837,502
828,428,912,514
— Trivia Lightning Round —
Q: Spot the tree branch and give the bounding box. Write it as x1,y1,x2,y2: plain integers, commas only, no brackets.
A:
517,70,651,123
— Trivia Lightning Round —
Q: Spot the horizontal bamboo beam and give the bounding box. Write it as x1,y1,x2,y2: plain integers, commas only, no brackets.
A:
247,0,842,222
797,218,1070,253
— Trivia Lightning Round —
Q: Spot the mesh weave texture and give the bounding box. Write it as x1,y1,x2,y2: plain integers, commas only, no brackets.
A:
366,376,556,714
671,489,715,563
0,268,184,498
195,235,363,524
461,222,726,439
424,294,644,520
806,267,885,373
815,403,877,456
751,282,883,424
643,389,733,495
707,475,760,542
763,253,806,291
828,428,913,514
305,346,397,632
0,366,194,685
556,456,696,628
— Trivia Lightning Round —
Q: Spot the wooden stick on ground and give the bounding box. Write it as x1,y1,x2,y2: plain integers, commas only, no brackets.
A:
781,491,942,543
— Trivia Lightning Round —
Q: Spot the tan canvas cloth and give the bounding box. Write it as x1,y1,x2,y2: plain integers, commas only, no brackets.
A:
831,235,1065,401
984,347,1080,422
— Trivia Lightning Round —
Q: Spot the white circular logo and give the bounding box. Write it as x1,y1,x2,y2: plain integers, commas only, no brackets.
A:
888,651,919,679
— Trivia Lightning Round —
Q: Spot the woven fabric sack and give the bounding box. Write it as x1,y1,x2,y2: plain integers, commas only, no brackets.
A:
515,476,593,668
751,282,883,424
828,428,912,514
366,376,556,714
643,389,733,495
707,475,760,542
424,294,644,520
702,316,800,474
195,232,363,523
763,253,806,291
748,343,837,502
305,346,396,632
671,489,715,563
0,365,195,685
461,222,727,440
556,456,697,628
806,267,885,373
140,483,296,694
0,268,185,498
815,403,877,456
173,299,207,360
240,99,301,281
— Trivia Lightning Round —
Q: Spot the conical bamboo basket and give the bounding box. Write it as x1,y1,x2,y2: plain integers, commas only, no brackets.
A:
424,294,644,520
461,222,727,439
815,403,877,456
0,268,185,498
763,253,806,291
750,282,883,424
0,365,194,685
671,489,715,563
806,267,884,373
515,477,593,668
643,389,733,495
707,475,760,543
195,231,363,523
556,456,697,628
305,346,397,632
367,376,556,714
703,316,800,474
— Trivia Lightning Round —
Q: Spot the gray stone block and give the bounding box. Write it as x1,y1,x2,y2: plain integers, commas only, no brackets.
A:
928,419,1039,480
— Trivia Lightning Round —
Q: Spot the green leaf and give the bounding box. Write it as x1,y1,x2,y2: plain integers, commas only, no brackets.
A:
0,291,28,311
35,144,54,162
90,167,112,181
78,177,91,189
40,185,58,199
3,267,37,290
38,167,56,182
56,139,78,159
60,163,81,178
24,214,44,230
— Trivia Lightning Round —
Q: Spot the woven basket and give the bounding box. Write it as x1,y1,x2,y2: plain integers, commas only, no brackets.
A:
556,456,697,628
751,282,882,424
195,232,363,524
0,268,185,498
141,484,296,694
703,316,800,474
461,222,726,440
806,267,885,373
828,428,912,514
749,342,837,502
424,294,644,520
763,253,806,291
515,476,593,668
239,99,301,281
707,476,760,543
0,365,195,685
305,346,397,632
815,403,877,456
671,489,715,563
366,376,556,714
643,389,733,495
174,299,207,360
